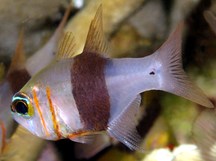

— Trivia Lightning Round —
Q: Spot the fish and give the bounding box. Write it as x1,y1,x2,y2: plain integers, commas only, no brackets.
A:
25,4,71,76
193,110,215,160
0,5,71,153
192,108,216,161
10,6,213,151
204,10,216,35
0,30,30,153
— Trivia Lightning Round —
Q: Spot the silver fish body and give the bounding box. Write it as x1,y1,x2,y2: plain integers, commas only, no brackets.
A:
11,6,213,151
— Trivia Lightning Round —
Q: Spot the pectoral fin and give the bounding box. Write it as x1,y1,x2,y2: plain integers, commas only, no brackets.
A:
68,131,102,144
107,95,143,151
70,135,94,144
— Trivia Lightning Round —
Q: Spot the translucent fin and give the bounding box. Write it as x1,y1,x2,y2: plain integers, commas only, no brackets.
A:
204,10,216,34
192,109,216,161
56,32,77,60
107,95,143,151
26,4,71,75
155,23,213,108
55,4,72,36
8,29,26,74
69,134,95,144
68,131,102,144
74,134,111,159
83,5,109,55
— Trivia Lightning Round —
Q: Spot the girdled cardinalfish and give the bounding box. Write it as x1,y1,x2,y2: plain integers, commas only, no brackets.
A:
10,6,213,151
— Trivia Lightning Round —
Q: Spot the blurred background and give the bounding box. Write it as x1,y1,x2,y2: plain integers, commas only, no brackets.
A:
0,0,216,160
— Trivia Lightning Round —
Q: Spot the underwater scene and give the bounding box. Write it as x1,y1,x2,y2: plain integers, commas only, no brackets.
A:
0,0,216,160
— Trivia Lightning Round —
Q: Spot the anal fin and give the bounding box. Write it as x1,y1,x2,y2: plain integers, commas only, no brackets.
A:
107,95,143,151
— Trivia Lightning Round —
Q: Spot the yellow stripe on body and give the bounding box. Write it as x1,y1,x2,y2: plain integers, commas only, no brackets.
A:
46,86,61,140
32,89,50,137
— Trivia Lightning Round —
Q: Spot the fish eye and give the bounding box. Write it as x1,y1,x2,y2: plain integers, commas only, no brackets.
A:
11,93,34,118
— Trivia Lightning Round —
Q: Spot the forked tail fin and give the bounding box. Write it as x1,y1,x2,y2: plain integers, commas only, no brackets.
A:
154,23,213,108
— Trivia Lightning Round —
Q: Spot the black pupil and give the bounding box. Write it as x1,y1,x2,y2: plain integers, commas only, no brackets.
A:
15,101,28,114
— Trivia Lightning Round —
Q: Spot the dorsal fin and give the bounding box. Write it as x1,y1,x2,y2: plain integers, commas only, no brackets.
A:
56,32,77,60
7,29,26,75
83,5,109,54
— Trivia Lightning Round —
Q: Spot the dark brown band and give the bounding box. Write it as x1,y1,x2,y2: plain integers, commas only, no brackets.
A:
7,69,31,93
71,52,110,131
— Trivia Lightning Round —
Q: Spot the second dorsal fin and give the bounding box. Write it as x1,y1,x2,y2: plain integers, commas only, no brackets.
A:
83,5,109,55
56,32,77,60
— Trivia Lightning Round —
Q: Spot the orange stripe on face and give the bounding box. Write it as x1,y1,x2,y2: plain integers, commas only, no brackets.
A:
46,86,61,139
32,89,50,137
0,121,6,153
